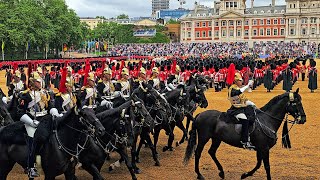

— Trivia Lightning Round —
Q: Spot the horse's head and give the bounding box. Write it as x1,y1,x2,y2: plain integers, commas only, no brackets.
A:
192,84,208,108
79,108,106,136
131,94,154,129
0,100,14,126
286,88,306,124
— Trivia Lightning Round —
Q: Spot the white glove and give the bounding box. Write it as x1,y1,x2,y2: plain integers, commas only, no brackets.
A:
1,97,7,104
246,100,256,106
168,83,175,90
248,80,254,87
240,85,249,93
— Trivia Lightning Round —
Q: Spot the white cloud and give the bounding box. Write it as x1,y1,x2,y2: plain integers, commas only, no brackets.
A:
65,0,287,18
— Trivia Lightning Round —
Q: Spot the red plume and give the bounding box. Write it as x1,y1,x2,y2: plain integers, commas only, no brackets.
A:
226,63,236,86
138,60,142,71
13,62,18,74
101,61,105,71
151,60,155,69
120,60,125,71
59,67,67,93
172,59,177,74
82,60,90,86
112,64,116,71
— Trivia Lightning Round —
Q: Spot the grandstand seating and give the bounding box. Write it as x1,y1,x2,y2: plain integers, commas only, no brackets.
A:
133,29,156,37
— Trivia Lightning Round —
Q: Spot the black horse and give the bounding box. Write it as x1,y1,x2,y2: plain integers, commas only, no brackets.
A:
184,89,306,180
0,107,105,180
79,94,153,180
0,96,14,127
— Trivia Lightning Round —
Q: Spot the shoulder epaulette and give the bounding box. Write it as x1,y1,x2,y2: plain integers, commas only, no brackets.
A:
56,92,61,96
22,89,29,94
98,79,103,83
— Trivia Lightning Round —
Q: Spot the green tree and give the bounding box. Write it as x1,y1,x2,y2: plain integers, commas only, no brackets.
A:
117,14,129,19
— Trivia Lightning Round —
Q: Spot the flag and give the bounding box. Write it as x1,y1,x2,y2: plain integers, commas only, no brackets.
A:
1,41,4,51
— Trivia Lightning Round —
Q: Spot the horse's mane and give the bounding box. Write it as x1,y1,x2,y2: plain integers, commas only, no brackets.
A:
96,101,131,120
260,93,288,112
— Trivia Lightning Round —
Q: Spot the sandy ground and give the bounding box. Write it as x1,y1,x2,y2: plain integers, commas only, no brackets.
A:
1,62,320,180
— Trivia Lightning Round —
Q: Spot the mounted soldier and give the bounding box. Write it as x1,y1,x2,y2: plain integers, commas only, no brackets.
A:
115,67,131,100
167,65,183,90
148,67,163,91
227,72,255,150
132,67,147,90
80,72,98,109
96,68,116,100
7,70,26,100
18,72,53,178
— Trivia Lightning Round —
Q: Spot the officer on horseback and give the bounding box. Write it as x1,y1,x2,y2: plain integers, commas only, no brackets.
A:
228,72,256,150
96,68,116,100
148,67,162,91
6,70,26,104
18,72,52,178
167,65,183,90
115,67,131,99
80,72,98,109
55,78,77,114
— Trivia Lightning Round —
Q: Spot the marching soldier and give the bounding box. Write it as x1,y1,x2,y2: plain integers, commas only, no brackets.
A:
308,60,317,93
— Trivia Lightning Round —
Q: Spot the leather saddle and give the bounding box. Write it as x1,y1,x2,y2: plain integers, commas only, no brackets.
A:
219,112,256,135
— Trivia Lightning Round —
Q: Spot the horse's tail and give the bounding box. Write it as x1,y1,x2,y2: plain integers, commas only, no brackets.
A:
183,113,199,165
282,120,291,149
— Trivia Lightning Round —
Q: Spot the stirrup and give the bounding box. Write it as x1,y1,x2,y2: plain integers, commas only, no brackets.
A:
240,141,256,150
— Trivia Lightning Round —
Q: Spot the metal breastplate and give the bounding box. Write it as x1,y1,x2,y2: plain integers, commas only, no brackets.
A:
120,81,130,96
228,85,247,108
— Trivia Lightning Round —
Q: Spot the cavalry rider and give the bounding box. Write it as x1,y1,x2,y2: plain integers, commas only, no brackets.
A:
7,70,26,100
80,72,98,109
148,67,162,91
18,72,52,178
55,68,77,114
115,67,131,99
228,72,255,150
96,68,116,100
67,66,75,91
132,67,147,90
167,65,183,90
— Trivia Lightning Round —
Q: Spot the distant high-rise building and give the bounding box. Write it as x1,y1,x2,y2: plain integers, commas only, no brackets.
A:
152,0,170,15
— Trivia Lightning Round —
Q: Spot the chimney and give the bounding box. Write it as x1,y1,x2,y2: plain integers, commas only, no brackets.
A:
251,0,254,9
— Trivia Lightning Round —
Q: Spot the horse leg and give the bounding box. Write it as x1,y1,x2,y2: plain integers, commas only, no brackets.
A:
135,138,144,163
153,127,161,155
208,139,224,179
64,160,78,180
117,149,137,180
143,132,160,166
108,158,124,172
185,114,192,138
241,151,263,179
175,120,187,146
195,137,210,180
262,150,271,180
163,123,175,152
81,163,104,180
131,136,141,174
0,161,15,180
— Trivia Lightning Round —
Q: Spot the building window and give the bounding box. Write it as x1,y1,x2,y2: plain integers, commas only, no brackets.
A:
229,20,234,26
196,31,200,37
222,21,226,26
196,22,200,27
274,19,278,24
290,4,292,8
294,4,296,8
208,21,212,27
280,29,285,36
226,2,229,8
281,19,285,24
301,28,306,35
237,29,241,36
215,31,219,37
301,18,307,24
273,29,278,36
234,2,238,7
267,29,271,36
311,28,316,35
230,29,234,37
260,19,264,25
311,17,317,24
202,31,206,37
202,22,206,27
290,18,295,24
290,28,295,35
245,30,249,36
260,28,264,36
267,19,271,25
230,2,234,7
215,21,219,26
208,30,212,37
237,20,241,26
253,20,257,25
222,30,227,37
245,20,249,25
253,29,257,36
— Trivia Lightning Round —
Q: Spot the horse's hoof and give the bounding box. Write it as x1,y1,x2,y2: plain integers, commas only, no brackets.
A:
197,174,205,180
176,142,180,147
241,173,249,179
219,171,225,179
155,160,161,166
163,146,168,152
134,168,142,174
168,147,174,151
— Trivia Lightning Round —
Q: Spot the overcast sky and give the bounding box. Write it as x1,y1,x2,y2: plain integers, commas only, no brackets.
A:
65,0,286,18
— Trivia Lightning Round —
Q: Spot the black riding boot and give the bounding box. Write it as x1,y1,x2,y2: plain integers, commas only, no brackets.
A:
240,119,255,150
27,137,40,178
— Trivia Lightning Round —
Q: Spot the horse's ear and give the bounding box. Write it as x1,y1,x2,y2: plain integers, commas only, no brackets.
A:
295,88,299,94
